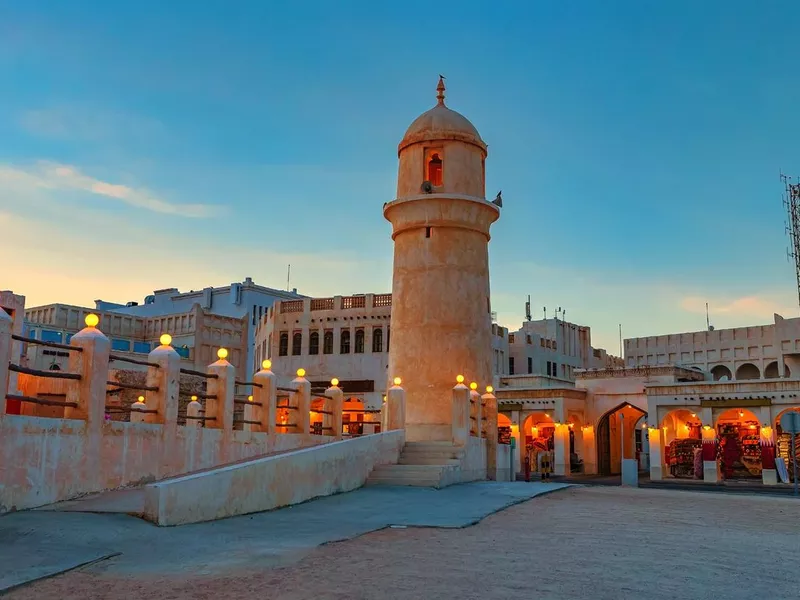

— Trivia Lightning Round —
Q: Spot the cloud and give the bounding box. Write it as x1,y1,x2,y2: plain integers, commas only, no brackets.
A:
0,161,219,218
680,295,795,321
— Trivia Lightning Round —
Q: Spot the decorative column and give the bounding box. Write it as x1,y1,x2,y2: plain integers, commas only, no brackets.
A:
130,396,147,424
292,368,311,435
385,377,406,431
469,382,482,437
760,425,777,485
186,396,203,428
206,348,235,435
702,425,719,483
0,308,11,418
648,427,663,480
451,376,470,446
253,360,277,435
324,378,344,438
65,314,111,493
482,386,498,480
553,423,570,476
582,425,597,475
145,334,180,426
65,315,111,427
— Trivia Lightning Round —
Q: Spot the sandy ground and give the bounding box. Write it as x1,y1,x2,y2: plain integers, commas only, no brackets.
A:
9,486,800,600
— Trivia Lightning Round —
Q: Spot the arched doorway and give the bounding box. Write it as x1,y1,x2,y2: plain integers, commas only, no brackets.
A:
714,408,762,479
710,365,732,381
764,361,790,379
597,403,647,476
774,407,800,480
735,363,760,380
522,412,554,476
660,409,703,479
310,397,325,435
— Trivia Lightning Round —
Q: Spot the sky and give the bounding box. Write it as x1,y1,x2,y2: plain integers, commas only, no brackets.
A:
2,0,800,353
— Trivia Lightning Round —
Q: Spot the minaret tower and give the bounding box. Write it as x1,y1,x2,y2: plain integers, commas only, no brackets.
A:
384,77,500,441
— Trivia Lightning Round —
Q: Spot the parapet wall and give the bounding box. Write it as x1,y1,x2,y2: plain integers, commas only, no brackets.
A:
144,429,406,526
0,416,327,512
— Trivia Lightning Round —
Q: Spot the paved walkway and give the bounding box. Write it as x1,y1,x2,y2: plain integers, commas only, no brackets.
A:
0,481,570,593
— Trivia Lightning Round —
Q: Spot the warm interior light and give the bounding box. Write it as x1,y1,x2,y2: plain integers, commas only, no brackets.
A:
217,347,229,360
486,385,494,393
642,422,647,428
684,424,690,430
331,378,339,387
297,368,306,377
749,424,756,430
690,412,696,418
159,333,172,346
137,396,144,403
469,382,478,390
703,425,711,431
456,374,465,384
84,313,100,328
191,395,198,401
262,359,272,370
739,411,744,418
545,413,551,419
393,377,402,386
568,422,574,429
248,395,253,402
382,395,387,403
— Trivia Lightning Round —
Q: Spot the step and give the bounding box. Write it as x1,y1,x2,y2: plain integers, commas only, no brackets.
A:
372,464,448,476
398,457,461,466
401,446,463,457
364,476,442,487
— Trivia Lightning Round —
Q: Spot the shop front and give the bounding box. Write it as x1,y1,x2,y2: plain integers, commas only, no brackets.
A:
647,379,800,486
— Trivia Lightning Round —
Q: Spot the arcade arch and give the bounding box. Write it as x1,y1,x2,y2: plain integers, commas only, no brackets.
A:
597,402,647,476
735,363,760,380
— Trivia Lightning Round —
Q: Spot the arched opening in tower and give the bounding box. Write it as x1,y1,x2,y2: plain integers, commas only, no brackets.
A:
428,153,443,186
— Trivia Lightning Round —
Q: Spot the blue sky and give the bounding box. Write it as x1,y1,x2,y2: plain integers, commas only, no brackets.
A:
2,0,800,352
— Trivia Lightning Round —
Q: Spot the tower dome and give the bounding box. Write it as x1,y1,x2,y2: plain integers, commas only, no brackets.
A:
398,77,486,154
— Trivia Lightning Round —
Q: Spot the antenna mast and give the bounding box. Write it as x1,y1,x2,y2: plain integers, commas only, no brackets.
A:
706,302,710,331
287,264,291,292
783,173,800,308
525,295,532,322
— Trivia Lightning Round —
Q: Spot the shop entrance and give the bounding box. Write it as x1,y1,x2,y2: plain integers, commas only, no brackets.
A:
597,403,647,476
716,408,763,480
522,412,554,476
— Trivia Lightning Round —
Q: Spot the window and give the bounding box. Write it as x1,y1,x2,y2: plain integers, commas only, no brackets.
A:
175,346,190,359
425,226,431,238
292,332,302,355
340,330,351,354
112,339,131,352
354,329,365,353
279,332,289,356
428,153,443,186
28,329,36,339
526,335,532,344
509,333,515,344
372,328,383,352
65,333,73,344
546,361,551,376
40,330,63,343
527,357,533,374
323,331,333,354
309,332,320,355
540,339,545,347
509,356,515,375
386,327,390,352
133,341,151,354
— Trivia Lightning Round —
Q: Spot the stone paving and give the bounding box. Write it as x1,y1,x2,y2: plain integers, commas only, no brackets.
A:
0,481,570,592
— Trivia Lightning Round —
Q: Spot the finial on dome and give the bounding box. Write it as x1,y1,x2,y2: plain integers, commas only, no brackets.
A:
436,75,446,105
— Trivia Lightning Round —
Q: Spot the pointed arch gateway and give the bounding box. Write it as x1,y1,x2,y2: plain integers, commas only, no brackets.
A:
596,402,647,476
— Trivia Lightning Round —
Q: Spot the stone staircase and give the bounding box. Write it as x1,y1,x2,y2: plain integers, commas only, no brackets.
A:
366,441,464,488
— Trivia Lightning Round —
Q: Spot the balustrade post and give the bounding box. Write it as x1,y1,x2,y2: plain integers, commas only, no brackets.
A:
324,379,344,438
385,378,406,431
482,387,498,479
253,360,276,435
206,348,235,434
145,334,180,426
452,378,470,446
292,369,311,435
186,396,202,428
469,383,482,436
0,309,11,418
130,396,147,424
65,315,111,427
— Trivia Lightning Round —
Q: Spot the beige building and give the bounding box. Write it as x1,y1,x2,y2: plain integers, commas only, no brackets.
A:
23,302,248,378
507,317,622,381
254,292,510,410
625,313,800,381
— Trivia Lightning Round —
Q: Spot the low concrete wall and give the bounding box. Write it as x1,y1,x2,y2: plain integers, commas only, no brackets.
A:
0,415,329,512
144,430,406,526
493,444,512,482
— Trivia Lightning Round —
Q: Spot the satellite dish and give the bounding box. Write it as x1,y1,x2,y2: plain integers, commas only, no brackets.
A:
421,181,433,193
